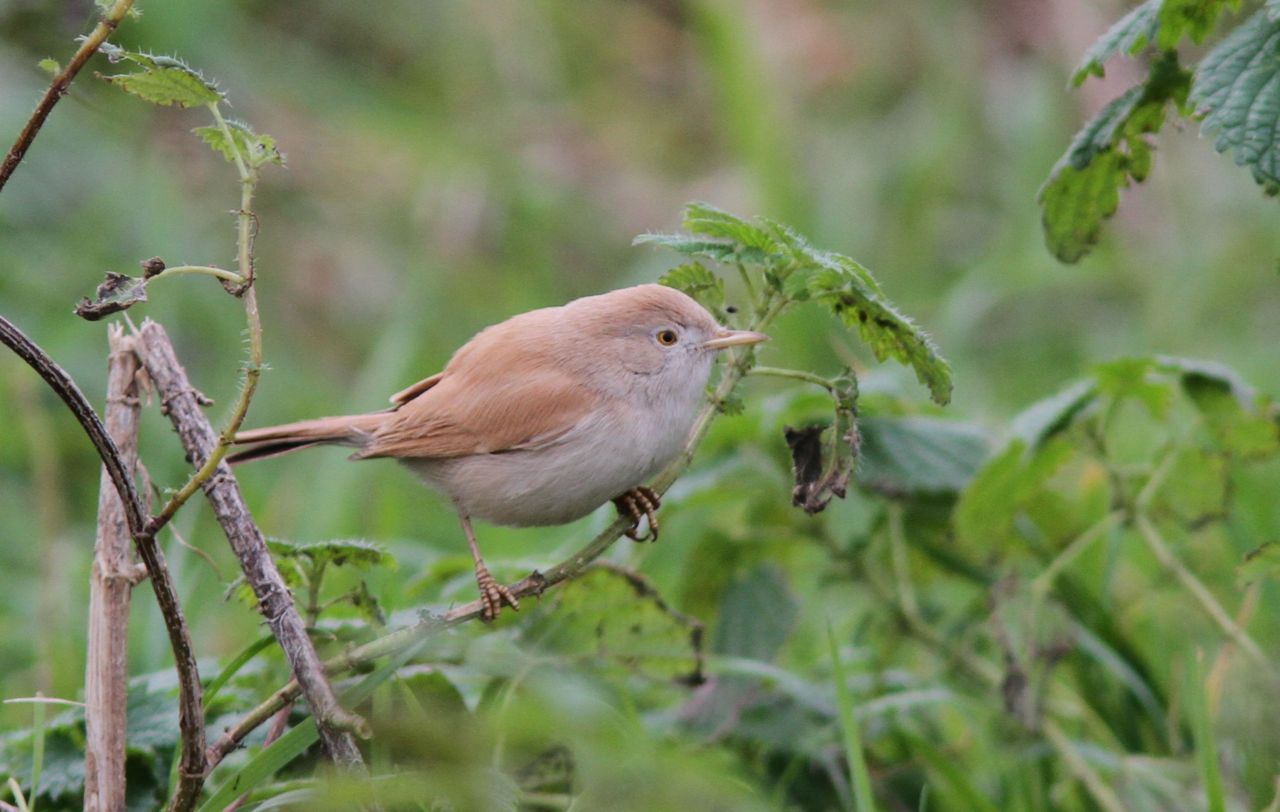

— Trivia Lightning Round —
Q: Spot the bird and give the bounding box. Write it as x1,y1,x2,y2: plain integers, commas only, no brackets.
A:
229,284,767,620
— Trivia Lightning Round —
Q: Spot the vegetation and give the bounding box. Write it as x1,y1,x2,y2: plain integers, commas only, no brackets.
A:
2,1,1280,809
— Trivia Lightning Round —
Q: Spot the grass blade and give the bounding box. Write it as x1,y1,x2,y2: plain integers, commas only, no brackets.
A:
827,622,876,812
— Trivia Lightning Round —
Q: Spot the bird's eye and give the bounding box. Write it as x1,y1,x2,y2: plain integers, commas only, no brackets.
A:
656,329,678,346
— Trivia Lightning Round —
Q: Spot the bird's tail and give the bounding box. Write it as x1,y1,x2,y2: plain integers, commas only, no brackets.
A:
228,413,386,464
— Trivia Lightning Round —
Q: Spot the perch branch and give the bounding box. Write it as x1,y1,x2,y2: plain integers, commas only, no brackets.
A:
133,319,367,770
206,298,781,768
0,315,207,811
0,0,136,194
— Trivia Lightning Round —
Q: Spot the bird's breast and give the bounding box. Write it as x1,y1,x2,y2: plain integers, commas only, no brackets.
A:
405,388,700,527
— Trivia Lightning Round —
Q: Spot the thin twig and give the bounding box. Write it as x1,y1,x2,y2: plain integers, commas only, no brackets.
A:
134,320,367,770
205,296,783,768
0,0,136,193
1134,513,1267,667
0,316,207,811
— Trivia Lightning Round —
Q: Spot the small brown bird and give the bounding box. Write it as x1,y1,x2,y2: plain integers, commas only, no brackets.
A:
231,284,766,619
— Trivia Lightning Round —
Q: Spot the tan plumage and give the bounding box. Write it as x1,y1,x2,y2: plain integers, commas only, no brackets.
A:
230,284,767,618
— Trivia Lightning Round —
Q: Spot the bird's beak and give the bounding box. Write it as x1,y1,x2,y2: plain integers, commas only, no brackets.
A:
702,329,769,351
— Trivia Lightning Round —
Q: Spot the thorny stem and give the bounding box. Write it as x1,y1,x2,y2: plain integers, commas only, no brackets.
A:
206,291,791,769
0,0,135,193
148,102,263,535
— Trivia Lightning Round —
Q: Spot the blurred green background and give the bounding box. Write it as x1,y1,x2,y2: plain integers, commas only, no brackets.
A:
2,1,1280,809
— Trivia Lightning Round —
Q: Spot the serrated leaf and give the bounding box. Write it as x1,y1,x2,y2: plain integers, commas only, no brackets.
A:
856,416,989,497
265,537,394,569
807,264,953,405
518,565,705,684
714,565,797,661
1072,0,1160,85
683,201,779,253
99,46,221,108
658,263,725,312
1191,9,1280,189
1041,53,1190,262
194,120,284,168
73,272,148,321
1156,0,1239,48
632,233,739,264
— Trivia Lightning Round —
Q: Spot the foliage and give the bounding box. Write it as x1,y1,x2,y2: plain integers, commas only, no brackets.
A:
1040,0,1280,260
2,2,1280,811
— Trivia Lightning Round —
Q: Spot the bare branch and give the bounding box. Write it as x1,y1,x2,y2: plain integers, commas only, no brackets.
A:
133,319,367,769
0,0,136,194
84,326,143,812
0,315,207,810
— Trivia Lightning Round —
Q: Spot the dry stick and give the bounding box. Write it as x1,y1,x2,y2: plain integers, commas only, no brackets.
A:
0,316,207,811
0,0,136,194
83,326,144,812
205,310,774,768
133,319,368,769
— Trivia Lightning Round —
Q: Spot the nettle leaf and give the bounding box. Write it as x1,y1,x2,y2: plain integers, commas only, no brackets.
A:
631,233,739,264
1072,0,1237,85
806,264,953,405
519,564,705,684
266,538,394,569
99,43,222,107
1156,0,1240,48
194,120,284,168
683,201,780,254
856,416,989,497
1191,9,1280,191
659,263,725,312
1040,52,1190,262
1011,379,1099,448
1073,0,1161,85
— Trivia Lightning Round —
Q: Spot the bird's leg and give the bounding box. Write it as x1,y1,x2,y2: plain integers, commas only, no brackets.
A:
455,506,518,621
612,486,661,542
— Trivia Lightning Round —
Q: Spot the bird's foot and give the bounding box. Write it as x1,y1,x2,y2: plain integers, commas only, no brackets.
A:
474,562,519,621
613,486,661,542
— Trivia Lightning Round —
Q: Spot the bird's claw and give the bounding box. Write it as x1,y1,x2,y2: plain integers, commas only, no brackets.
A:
613,486,661,542
475,563,519,621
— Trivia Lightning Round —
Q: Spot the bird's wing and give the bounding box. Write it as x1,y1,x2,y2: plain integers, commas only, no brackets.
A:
388,372,445,407
359,362,597,459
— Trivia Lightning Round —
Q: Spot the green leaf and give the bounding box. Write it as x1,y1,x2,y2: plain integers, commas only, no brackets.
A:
1010,379,1099,448
194,120,284,168
1191,9,1280,191
682,201,779,253
1175,359,1280,457
1072,0,1161,85
856,416,989,497
73,272,148,321
659,263,726,313
1156,0,1239,49
632,233,739,264
714,565,797,661
518,565,705,684
1270,0,1280,21
265,537,394,569
99,45,222,108
806,263,953,405
827,624,878,812
1041,53,1190,262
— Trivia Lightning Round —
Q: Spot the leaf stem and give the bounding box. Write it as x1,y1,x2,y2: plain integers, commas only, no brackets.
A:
148,102,263,535
748,365,836,391
153,265,245,285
